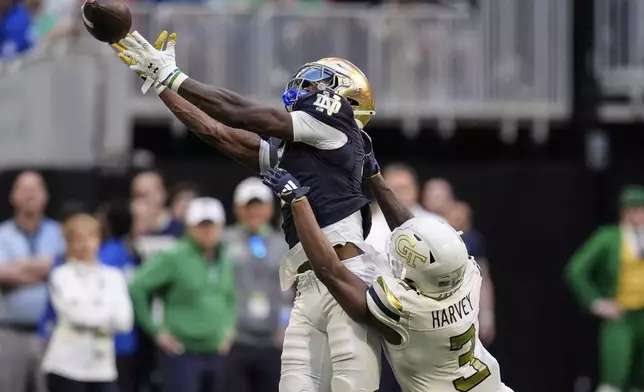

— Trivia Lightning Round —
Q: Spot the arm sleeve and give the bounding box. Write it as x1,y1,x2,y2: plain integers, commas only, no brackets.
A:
366,275,410,345
258,139,279,174
109,270,134,333
290,111,348,150
565,228,610,309
129,252,176,337
49,268,112,328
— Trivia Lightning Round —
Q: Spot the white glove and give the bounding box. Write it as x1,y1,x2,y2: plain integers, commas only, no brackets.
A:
112,31,169,95
121,31,188,92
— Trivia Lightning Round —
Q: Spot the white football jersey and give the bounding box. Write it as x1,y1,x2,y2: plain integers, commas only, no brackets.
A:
366,259,512,392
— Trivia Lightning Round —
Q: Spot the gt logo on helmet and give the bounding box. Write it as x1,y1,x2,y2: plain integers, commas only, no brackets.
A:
395,234,429,268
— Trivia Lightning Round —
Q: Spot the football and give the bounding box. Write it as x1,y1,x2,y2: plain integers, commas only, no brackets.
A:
81,0,132,43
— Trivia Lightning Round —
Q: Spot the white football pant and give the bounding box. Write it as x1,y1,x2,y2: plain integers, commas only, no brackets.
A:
279,254,383,392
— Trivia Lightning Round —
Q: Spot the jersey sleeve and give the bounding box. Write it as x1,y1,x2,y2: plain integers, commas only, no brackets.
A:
290,111,347,150
366,275,410,345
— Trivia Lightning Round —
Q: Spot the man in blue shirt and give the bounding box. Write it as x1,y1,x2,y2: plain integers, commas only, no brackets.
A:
0,0,33,59
0,171,65,392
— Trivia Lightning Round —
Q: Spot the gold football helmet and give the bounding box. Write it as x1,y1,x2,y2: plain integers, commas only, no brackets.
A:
283,57,376,127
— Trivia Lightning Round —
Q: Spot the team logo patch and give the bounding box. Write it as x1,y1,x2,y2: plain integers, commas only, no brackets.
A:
395,234,429,268
313,91,341,116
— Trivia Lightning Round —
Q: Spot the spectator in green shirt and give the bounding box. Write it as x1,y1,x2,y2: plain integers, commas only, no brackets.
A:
130,197,235,392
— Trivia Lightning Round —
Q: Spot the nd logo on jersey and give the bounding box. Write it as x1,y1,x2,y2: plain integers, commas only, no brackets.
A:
313,92,342,116
395,234,429,268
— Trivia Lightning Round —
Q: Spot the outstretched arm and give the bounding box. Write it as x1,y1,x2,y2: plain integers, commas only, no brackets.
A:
119,32,295,140
263,169,401,343
366,174,414,231
158,90,276,173
176,79,294,140
291,198,370,319
291,198,400,343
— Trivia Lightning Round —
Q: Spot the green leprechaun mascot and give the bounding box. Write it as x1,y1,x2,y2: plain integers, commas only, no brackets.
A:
567,185,644,392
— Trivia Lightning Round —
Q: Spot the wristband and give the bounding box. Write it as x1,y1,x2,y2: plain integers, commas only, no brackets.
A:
163,68,189,92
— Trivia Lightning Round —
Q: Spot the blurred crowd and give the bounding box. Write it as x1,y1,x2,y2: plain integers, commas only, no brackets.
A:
1,165,644,392
0,165,495,392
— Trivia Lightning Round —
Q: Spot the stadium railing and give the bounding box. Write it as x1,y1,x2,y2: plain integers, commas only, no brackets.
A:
595,0,644,121
0,0,570,167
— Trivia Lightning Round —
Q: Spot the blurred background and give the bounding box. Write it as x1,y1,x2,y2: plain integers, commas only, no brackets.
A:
1,0,644,391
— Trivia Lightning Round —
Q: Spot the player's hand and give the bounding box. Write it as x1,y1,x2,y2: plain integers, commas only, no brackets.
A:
361,131,380,178
262,168,310,204
591,299,623,320
155,331,185,356
119,31,185,89
112,30,169,94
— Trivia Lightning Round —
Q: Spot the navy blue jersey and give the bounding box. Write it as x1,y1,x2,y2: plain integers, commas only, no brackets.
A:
274,90,372,248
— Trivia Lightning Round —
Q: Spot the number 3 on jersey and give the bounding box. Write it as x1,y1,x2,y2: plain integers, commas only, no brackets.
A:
449,324,491,391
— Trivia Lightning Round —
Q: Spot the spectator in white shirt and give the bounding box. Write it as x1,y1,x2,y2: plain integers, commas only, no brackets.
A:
41,214,133,392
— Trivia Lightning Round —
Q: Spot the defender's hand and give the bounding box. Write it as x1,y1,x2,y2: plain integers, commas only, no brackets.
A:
262,168,310,204
112,30,169,94
361,131,380,178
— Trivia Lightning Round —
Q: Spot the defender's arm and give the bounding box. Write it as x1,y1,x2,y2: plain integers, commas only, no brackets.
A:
365,173,414,231
291,198,400,343
159,90,276,173
176,79,294,140
360,131,413,230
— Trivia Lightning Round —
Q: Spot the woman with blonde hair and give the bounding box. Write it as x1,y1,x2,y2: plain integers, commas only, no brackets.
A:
41,213,133,392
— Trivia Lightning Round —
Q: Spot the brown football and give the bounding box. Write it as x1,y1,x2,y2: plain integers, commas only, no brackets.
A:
81,0,132,43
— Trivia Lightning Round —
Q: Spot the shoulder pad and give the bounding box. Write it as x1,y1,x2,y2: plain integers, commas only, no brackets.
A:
367,275,411,345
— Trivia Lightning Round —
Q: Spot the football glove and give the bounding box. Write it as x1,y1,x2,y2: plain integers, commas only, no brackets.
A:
262,168,310,205
361,130,380,178
118,31,188,92
111,30,169,95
